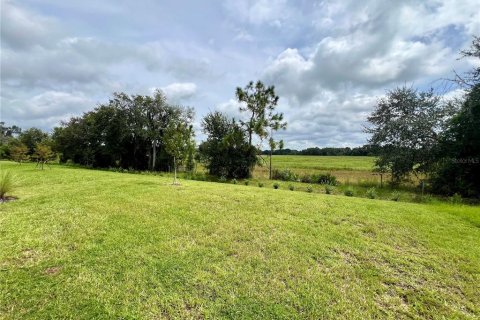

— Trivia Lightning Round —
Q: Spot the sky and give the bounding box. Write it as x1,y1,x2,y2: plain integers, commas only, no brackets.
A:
1,0,479,149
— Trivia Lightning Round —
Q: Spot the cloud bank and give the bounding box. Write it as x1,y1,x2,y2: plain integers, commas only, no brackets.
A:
1,0,478,148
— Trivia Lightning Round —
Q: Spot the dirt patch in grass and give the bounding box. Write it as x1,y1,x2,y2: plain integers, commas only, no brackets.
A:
44,266,62,275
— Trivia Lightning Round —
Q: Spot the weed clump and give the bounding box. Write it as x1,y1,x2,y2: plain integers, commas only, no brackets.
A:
273,182,280,189
325,184,334,195
391,191,401,201
449,193,462,204
272,169,298,182
0,171,15,201
344,187,354,197
366,187,377,199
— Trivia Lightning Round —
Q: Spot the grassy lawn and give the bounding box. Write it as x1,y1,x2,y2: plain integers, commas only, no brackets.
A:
1,161,479,319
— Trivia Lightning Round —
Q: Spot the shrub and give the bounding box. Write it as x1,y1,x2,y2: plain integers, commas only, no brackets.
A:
366,187,377,199
391,191,401,201
288,184,295,191
315,173,337,185
244,180,250,186
219,176,227,183
272,169,298,182
232,178,237,184
306,185,313,193
325,184,334,194
273,182,280,189
344,187,354,197
449,193,462,204
300,174,313,183
0,171,14,200
258,182,264,188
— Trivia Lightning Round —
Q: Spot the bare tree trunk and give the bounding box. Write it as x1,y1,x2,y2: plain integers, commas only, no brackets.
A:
152,142,157,171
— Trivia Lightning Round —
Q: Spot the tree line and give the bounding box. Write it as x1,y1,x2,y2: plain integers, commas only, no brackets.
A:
0,81,286,179
260,145,380,156
1,36,478,197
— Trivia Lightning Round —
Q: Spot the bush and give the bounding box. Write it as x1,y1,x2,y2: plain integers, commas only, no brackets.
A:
344,187,354,197
300,174,313,183
288,184,295,191
449,193,462,204
272,169,298,182
258,182,264,188
273,182,280,189
325,184,334,194
219,176,227,183
315,173,337,185
306,185,313,193
301,173,338,185
366,187,377,199
391,191,401,201
232,178,237,184
0,171,14,200
244,180,250,186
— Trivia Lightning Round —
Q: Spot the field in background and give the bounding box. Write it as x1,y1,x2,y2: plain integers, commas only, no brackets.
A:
254,155,383,184
1,162,479,318
262,155,376,171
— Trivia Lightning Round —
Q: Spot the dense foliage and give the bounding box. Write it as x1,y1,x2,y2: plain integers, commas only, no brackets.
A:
52,90,194,171
366,86,449,183
198,112,257,178
430,83,480,197
366,36,480,197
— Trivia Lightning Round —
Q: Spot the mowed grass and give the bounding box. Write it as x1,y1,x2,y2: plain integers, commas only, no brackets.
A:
1,162,479,319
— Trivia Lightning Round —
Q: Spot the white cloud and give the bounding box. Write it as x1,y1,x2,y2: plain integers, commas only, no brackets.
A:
160,82,197,102
1,91,93,130
1,0,478,147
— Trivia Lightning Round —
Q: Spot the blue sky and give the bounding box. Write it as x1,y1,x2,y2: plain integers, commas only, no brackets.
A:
1,0,478,149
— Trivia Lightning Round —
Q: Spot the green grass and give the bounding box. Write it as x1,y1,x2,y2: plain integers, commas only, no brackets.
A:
263,155,376,171
1,161,479,319
254,155,380,183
